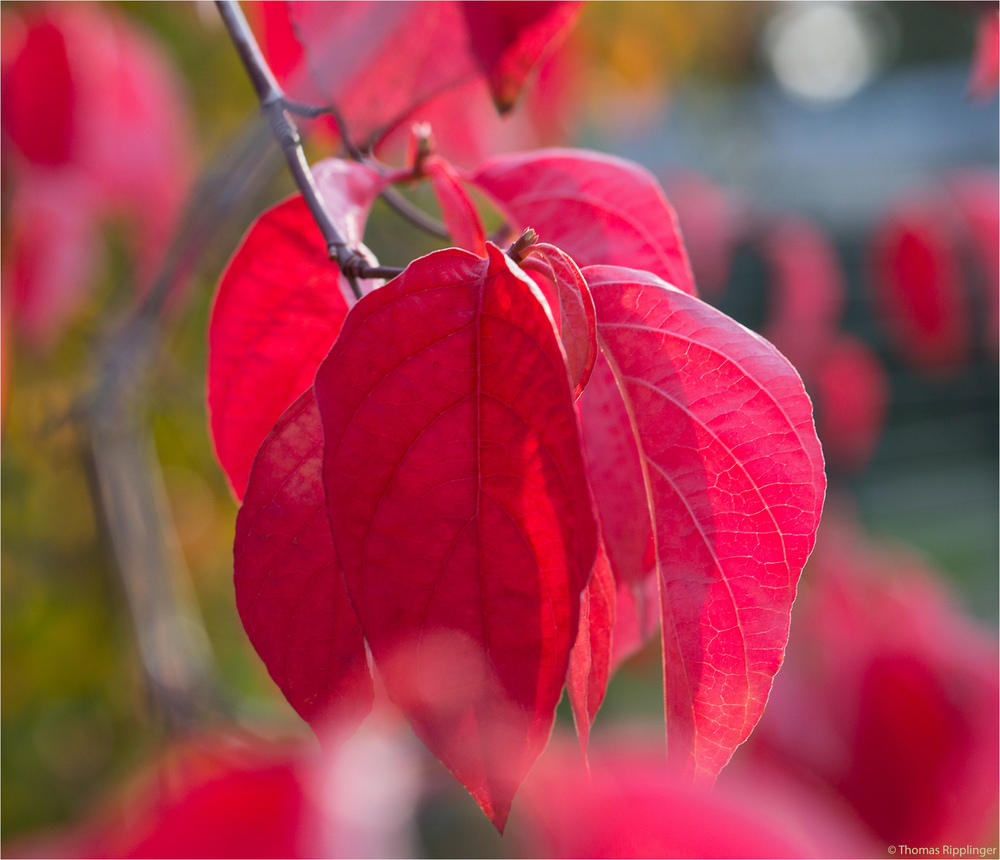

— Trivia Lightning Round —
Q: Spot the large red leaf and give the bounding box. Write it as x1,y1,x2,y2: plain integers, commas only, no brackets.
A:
208,159,384,499
583,264,825,782
470,149,696,295
567,542,615,757
314,244,597,831
234,389,373,736
272,1,581,145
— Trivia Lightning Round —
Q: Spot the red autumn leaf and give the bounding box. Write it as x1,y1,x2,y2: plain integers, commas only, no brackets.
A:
234,389,373,737
470,149,697,296
5,170,101,346
268,1,581,146
519,738,842,859
314,244,598,831
760,216,845,379
584,264,826,782
968,8,1000,101
520,241,597,395
208,158,384,499
423,154,487,256
813,334,889,473
869,197,971,375
750,512,1000,847
567,542,615,756
1,4,194,345
458,1,583,112
1,12,75,166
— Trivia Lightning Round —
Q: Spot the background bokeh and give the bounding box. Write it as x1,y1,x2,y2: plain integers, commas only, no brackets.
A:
2,1,996,853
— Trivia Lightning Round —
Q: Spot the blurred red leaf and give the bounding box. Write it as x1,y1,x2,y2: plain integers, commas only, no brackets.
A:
869,196,971,375
567,542,615,756
208,159,384,499
584,264,826,782
761,216,845,379
314,244,597,830
751,512,1000,847
4,170,100,345
1,13,75,165
234,390,373,737
1,4,193,344
520,737,840,859
664,171,747,301
263,1,581,146
813,335,889,473
968,8,1000,100
520,241,597,395
471,149,697,296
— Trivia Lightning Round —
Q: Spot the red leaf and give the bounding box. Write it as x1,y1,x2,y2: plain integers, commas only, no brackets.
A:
968,8,1000,101
1,12,75,166
751,512,1000,847
584,264,826,782
275,1,580,145
458,1,583,112
520,242,597,395
568,542,615,757
208,158,384,499
760,216,845,379
520,738,837,859
423,154,487,256
6,170,100,346
813,335,889,473
664,171,746,302
314,244,598,830
869,197,971,375
470,149,697,295
234,389,373,736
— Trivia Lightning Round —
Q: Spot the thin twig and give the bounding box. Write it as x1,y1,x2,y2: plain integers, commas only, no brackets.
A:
215,0,406,295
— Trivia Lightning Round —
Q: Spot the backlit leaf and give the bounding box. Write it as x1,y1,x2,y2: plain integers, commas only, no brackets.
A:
234,390,373,736
314,244,597,830
584,264,825,782
471,149,696,295
208,159,384,499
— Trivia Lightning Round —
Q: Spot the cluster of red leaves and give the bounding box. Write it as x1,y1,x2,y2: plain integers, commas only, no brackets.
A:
209,143,826,829
743,509,1000,850
206,1,826,831
0,4,193,346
